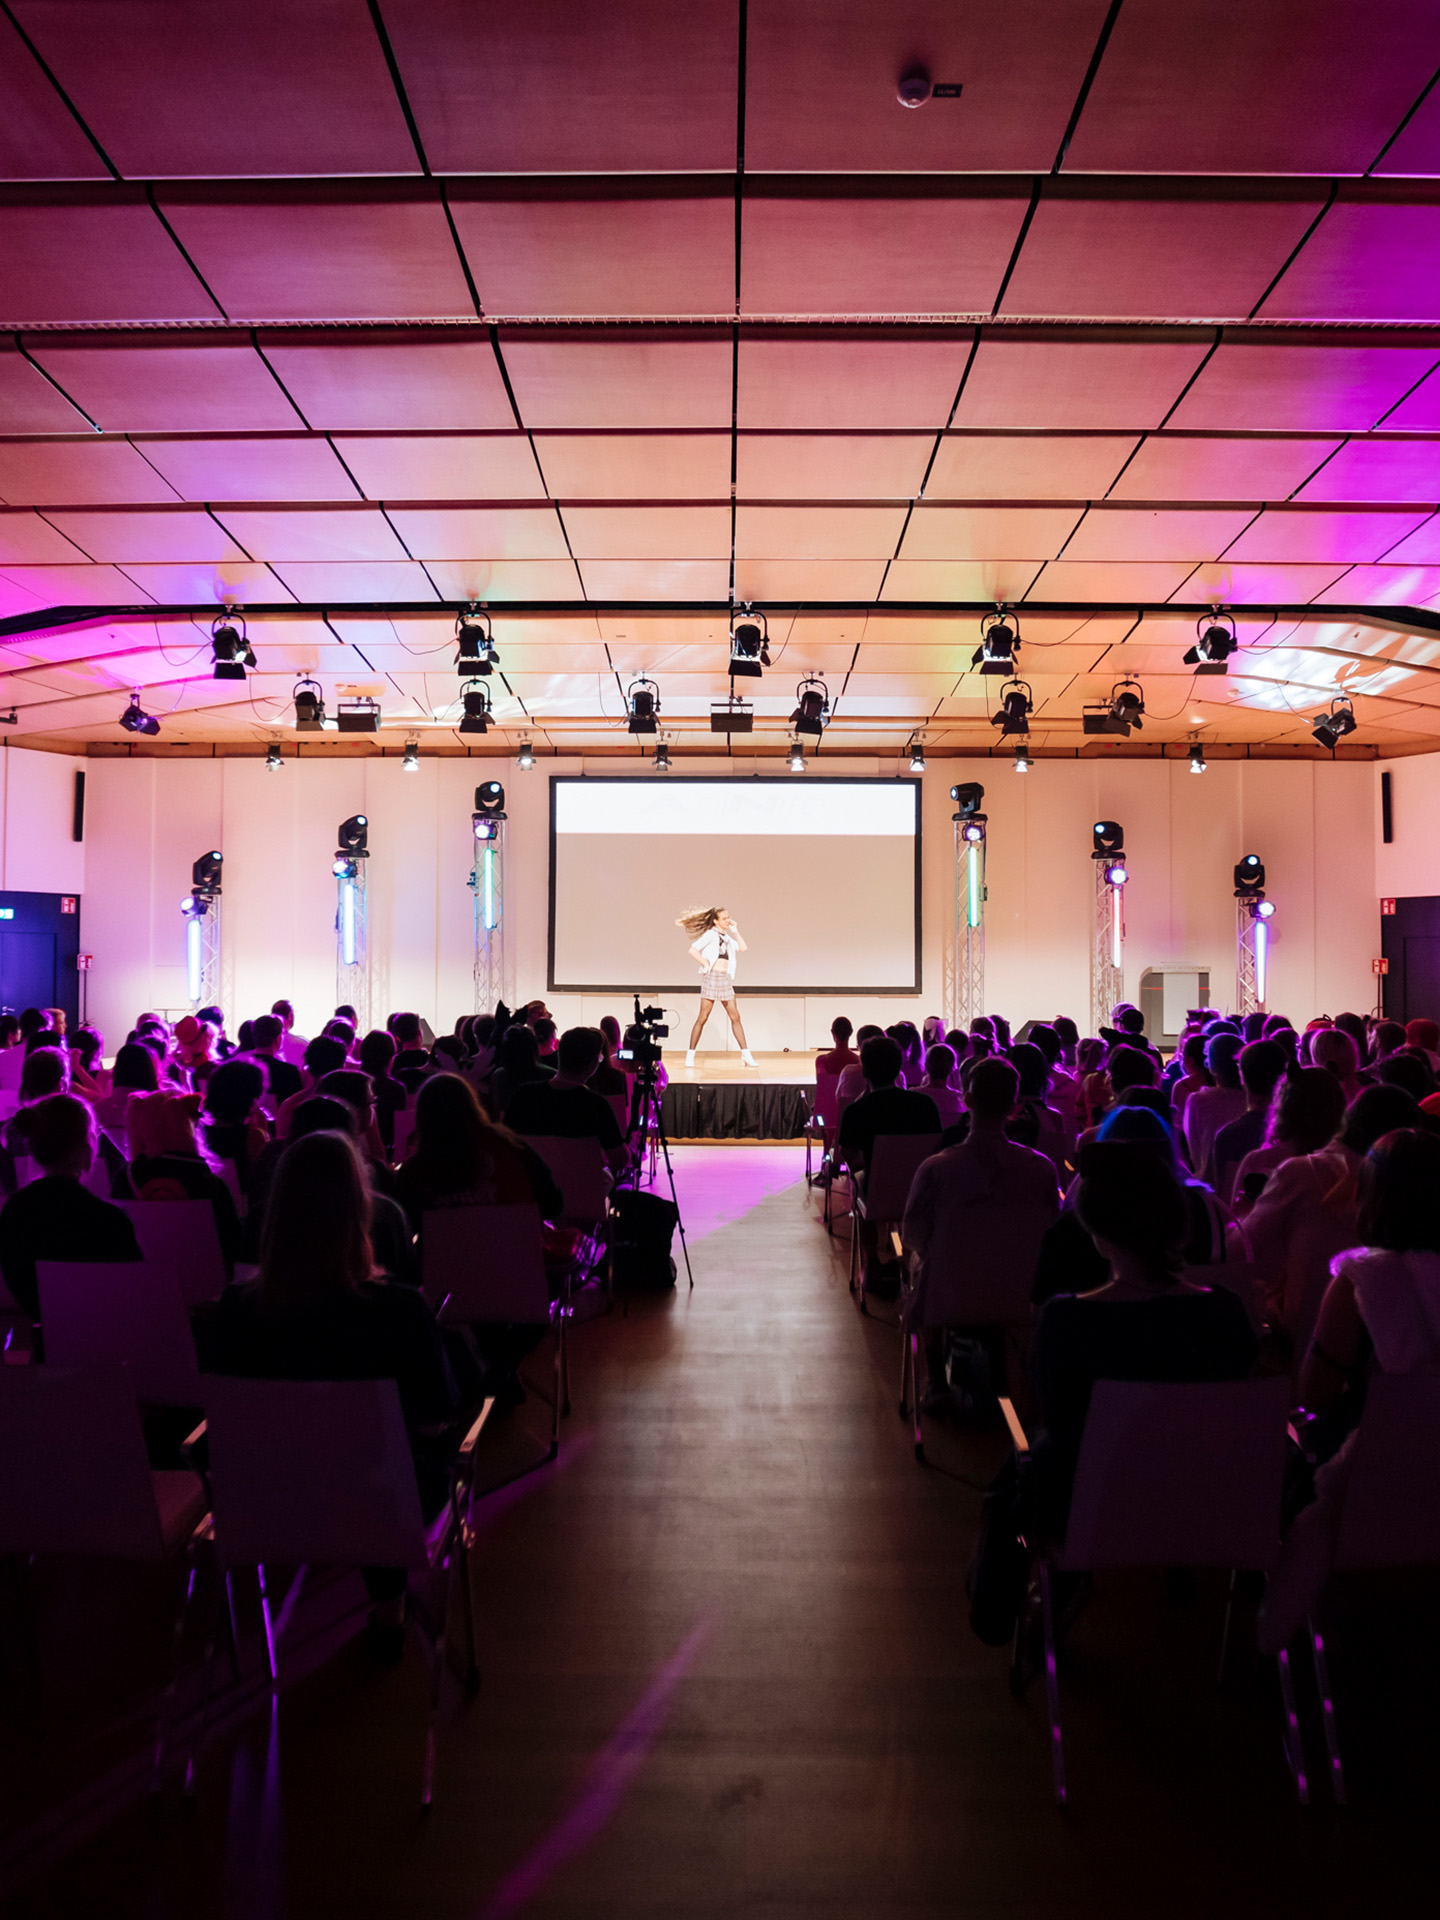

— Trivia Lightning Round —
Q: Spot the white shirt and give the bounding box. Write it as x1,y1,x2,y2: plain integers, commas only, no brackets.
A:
693,927,739,977
279,1031,309,1068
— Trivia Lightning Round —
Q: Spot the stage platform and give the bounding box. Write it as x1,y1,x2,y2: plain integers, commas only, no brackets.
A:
658,1051,815,1141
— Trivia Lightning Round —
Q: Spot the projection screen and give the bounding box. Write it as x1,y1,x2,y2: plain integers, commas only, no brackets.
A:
548,777,921,994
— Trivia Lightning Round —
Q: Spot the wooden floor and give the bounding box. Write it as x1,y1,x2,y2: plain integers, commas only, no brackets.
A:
2,1148,1434,1917
670,1050,817,1085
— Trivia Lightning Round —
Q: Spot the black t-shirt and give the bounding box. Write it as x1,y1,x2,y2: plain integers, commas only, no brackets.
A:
837,1086,941,1168
506,1080,623,1149
0,1175,143,1317
259,1054,303,1104
591,1062,627,1099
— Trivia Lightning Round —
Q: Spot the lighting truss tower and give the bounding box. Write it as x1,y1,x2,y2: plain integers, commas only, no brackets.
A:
335,859,369,1030
1091,854,1128,1035
470,787,508,1014
182,895,221,1009
944,785,987,1027
1236,896,1274,1016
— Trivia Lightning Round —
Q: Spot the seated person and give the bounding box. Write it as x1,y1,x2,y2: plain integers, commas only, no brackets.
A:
506,1027,627,1181
317,1068,393,1182
1211,1039,1288,1206
487,1022,554,1119
125,1089,242,1272
275,1034,349,1138
1231,1065,1346,1214
919,1044,964,1130
359,1028,407,1153
0,1094,142,1319
834,1024,883,1114
837,1034,941,1175
249,1095,416,1285
816,1017,859,1078
389,1011,432,1094
532,1016,560,1065
271,997,309,1068
244,1013,304,1106
394,1072,562,1233
201,1058,270,1197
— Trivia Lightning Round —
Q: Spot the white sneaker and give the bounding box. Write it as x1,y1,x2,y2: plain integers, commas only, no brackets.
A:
741,1049,757,1067
685,1049,696,1068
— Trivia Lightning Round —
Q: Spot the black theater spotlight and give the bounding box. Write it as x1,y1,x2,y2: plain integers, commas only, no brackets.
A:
265,741,284,771
728,609,770,679
627,677,660,735
991,679,1033,736
293,678,326,730
790,677,830,738
1188,740,1207,774
1312,696,1357,750
1012,742,1033,772
517,740,536,770
1184,610,1237,675
973,608,1020,675
333,813,368,878
1084,678,1146,737
210,611,255,681
473,780,505,841
458,681,492,735
119,691,160,736
402,739,420,773
788,738,806,772
951,781,986,822
1093,820,1125,857
1234,854,1266,897
908,737,926,773
191,850,223,898
455,607,497,675
653,741,672,772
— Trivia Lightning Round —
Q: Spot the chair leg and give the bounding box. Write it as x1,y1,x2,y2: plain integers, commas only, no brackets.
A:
898,1327,910,1417
421,1606,445,1811
1038,1560,1066,1806
184,1573,226,1798
849,1206,859,1294
1276,1645,1311,1806
561,1307,572,1419
1309,1615,1346,1805
911,1337,926,1460
151,1539,201,1793
257,1562,279,1685
549,1322,563,1459
224,1571,241,1685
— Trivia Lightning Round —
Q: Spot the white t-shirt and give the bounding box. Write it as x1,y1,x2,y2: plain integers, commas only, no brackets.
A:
693,927,739,977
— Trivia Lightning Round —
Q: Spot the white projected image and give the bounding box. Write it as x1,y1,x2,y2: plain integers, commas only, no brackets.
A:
549,778,919,992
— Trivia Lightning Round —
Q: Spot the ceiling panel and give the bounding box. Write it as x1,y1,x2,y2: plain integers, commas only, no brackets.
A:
1167,339,1440,432
1061,0,1439,176
210,507,408,562
0,342,90,431
1061,506,1257,560
1373,517,1440,566
1380,366,1440,428
927,434,1137,499
0,563,156,603
136,437,361,504
26,336,302,433
741,193,1026,316
563,506,731,559
1186,561,1354,602
1291,438,1440,503
743,0,1111,172
156,189,475,321
880,560,1044,601
952,336,1209,429
1107,435,1340,500
1002,189,1325,321
1223,507,1432,564
0,438,182,506
732,558,889,600
899,504,1085,558
576,559,730,599
0,195,219,324
535,434,731,499
500,334,733,429
382,0,739,173
386,505,569,560
9,0,418,178
737,333,971,430
260,333,515,432
44,508,248,563
1024,559,1200,601
1328,564,1440,604
115,562,288,604
266,560,440,601
333,435,546,501
453,196,733,319
1375,79,1440,175
419,559,583,601
1259,198,1440,322
736,434,932,499
735,505,908,556
0,510,88,564
0,9,110,180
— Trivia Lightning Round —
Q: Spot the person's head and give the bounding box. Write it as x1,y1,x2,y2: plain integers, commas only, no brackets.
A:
112,1040,160,1094
1028,1024,1061,1068
358,1029,397,1082
1075,1142,1188,1287
1108,1045,1158,1096
197,1004,226,1037
967,1056,1019,1124
676,906,726,939
944,1028,969,1059
236,1019,255,1052
1181,1033,1211,1077
556,1026,605,1084
288,1095,356,1142
313,1068,374,1133
260,1130,372,1309
533,1017,558,1056
1266,1066,1346,1152
20,1046,67,1102
1240,1010,1267,1043
1334,1010,1367,1055
1406,1018,1440,1055
831,1016,853,1046
302,1035,348,1083
1053,1014,1079,1051
408,1071,509,1186
25,1028,62,1055
1312,1027,1360,1082
334,1004,358,1027
1076,1036,1106,1075
11,1092,94,1177
1114,1006,1146,1037
126,1090,201,1159
0,1013,19,1049
472,1014,497,1050
17,1007,43,1040
1009,1041,1049,1100
969,1016,995,1041
432,1034,468,1072
322,1018,356,1049
249,1013,283,1055
855,1024,882,1049
1372,1019,1408,1063
392,1011,424,1051
1238,1039,1287,1107
498,1023,540,1073
924,1043,955,1086
70,1024,103,1072
1356,1129,1440,1255
204,1057,266,1127
991,1015,1012,1049
1341,1085,1424,1158
1096,1101,1181,1176
599,1015,622,1054
39,1006,66,1037
271,998,295,1032
860,1035,903,1089
1376,1049,1435,1102
1204,1031,1244,1090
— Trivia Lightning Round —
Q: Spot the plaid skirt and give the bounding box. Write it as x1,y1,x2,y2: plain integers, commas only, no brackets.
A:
698,969,735,1002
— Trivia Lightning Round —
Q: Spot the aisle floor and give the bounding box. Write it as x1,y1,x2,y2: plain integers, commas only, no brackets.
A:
2,1147,1434,1917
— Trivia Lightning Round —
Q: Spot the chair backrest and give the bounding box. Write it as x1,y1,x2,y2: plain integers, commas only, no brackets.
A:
39,1260,204,1407
421,1204,550,1324
392,1107,418,1164
0,1365,167,1558
525,1134,609,1223
114,1198,227,1306
865,1133,941,1216
916,1197,1054,1326
0,1047,24,1092
203,1375,427,1572
1060,1376,1290,1572
810,1075,843,1130
1333,1372,1440,1569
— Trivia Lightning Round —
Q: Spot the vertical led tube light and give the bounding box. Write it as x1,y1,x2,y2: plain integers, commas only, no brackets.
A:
341,878,357,966
186,915,202,1002
1254,919,1268,1005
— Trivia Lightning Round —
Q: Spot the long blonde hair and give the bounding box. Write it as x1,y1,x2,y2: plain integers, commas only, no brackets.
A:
676,906,724,939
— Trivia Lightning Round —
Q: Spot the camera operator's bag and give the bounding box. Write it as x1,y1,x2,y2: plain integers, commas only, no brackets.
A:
609,1189,679,1292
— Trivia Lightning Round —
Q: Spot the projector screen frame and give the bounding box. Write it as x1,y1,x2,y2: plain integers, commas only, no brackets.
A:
546,773,924,996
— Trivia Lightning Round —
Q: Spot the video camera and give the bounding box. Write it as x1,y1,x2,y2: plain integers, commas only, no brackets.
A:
620,995,669,1069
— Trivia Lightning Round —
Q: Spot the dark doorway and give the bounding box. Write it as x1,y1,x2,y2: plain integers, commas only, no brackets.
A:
0,892,81,1027
1381,897,1440,1024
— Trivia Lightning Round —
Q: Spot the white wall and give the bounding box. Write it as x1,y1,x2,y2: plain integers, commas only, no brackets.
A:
1375,750,1440,900
79,751,1378,1050
0,745,86,896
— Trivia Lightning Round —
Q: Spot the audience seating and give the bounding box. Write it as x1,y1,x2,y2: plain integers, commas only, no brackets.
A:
38,1260,204,1409
391,1107,418,1164
115,1199,227,1306
847,1133,939,1307
1000,1377,1293,1806
525,1133,611,1290
0,1049,25,1093
803,1073,842,1186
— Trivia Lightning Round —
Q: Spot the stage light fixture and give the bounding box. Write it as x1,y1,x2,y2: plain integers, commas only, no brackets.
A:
951,781,985,817
210,611,256,683
1105,861,1128,887
293,678,326,730
474,781,506,819
626,677,660,735
1312,696,1357,750
1188,742,1207,774
332,854,359,880
180,893,207,918
192,850,223,896
517,740,536,770
119,692,159,736
1234,854,1265,896
973,609,1020,676
961,818,985,842
1184,611,1237,675
908,738,926,773
402,739,420,773
653,741,672,772
1012,743,1033,772
265,742,283,772
1252,898,1276,920
991,680,1033,737
458,681,492,735
1093,821,1125,856
455,607,497,676
336,697,381,734
728,610,770,679
711,698,754,734
337,814,368,856
790,677,830,738
1083,678,1146,737
788,739,806,772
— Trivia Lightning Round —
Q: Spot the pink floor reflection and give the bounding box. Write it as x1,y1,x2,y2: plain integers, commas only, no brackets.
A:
663,1144,805,1244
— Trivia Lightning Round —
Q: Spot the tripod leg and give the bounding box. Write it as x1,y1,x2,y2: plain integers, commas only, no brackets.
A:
653,1114,694,1289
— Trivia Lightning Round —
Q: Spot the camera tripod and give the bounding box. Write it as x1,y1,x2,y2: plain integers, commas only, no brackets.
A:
625,999,693,1289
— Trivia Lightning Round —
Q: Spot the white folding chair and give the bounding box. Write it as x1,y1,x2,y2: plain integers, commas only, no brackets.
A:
200,1375,492,1809
804,1074,841,1185
115,1198,228,1306
1303,1373,1440,1804
422,1204,570,1458
39,1260,205,1408
0,1365,209,1789
848,1133,940,1306
1001,1376,1292,1806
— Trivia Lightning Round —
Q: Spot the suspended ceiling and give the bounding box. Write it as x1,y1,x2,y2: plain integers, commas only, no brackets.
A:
4,1,1440,758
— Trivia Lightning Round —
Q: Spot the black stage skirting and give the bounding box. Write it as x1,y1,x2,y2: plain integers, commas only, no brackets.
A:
661,1080,811,1139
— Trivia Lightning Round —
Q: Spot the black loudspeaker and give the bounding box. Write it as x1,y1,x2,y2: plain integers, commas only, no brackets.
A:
1382,770,1393,845
72,770,85,843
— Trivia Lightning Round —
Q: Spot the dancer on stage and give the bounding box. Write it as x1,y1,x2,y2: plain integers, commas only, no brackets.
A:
676,906,756,1068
